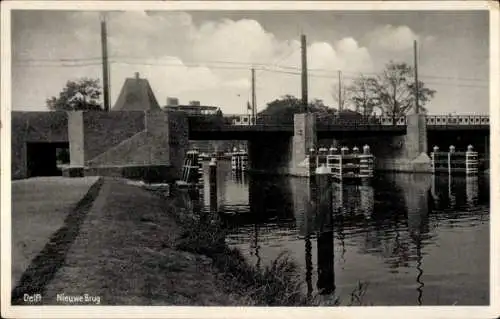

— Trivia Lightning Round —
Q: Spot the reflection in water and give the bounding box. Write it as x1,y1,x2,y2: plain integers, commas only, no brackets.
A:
253,222,261,270
314,176,335,295
448,175,456,208
466,176,479,208
416,241,424,305
216,162,489,305
290,178,314,236
305,234,313,298
317,229,335,294
430,174,483,214
332,182,374,218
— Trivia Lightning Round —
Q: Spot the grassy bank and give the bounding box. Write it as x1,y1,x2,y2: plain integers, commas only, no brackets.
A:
42,178,250,305
12,177,104,304
171,189,369,306
15,177,367,306
11,177,101,288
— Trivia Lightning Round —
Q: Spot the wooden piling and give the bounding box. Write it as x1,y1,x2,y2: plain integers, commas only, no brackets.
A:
315,165,335,294
209,157,218,213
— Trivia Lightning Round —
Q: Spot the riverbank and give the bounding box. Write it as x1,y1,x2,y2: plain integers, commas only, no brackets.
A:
10,177,320,306
37,178,245,305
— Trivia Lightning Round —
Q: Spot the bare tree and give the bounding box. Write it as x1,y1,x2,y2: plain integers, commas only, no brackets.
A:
331,81,350,112
345,74,378,118
370,61,436,124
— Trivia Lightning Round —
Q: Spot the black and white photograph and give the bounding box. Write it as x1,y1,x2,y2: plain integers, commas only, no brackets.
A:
1,1,499,318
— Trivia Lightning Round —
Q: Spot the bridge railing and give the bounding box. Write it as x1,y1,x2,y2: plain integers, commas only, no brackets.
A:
188,113,490,128
223,113,388,127
316,115,385,127
425,115,489,126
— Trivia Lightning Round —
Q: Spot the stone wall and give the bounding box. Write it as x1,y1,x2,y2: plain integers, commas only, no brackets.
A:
164,112,189,181
82,111,145,163
11,111,68,179
84,111,188,182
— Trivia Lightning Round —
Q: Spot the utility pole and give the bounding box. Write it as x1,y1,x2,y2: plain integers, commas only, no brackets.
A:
338,70,342,111
100,13,110,111
251,68,256,125
414,40,419,114
301,34,308,113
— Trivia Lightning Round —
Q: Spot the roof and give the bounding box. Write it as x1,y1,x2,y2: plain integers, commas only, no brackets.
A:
164,105,219,111
112,75,161,111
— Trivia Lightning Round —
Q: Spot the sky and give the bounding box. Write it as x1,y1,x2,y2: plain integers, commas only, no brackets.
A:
11,9,489,115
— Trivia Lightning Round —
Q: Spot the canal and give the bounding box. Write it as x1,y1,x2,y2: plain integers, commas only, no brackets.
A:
199,160,489,306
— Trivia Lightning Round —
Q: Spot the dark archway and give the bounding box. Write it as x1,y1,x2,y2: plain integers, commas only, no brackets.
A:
26,142,69,177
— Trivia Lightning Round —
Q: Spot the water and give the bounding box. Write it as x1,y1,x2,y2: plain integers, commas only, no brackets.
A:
199,160,490,306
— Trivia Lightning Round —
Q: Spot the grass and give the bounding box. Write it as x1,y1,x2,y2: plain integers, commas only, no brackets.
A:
41,178,249,305
11,177,104,304
11,177,100,291
13,177,369,306
173,189,370,306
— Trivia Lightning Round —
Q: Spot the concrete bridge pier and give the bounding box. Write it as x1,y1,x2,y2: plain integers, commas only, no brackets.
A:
376,113,432,173
247,113,317,176
290,113,317,176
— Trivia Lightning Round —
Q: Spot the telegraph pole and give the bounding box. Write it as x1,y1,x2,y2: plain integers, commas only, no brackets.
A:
338,70,342,111
251,68,256,125
100,13,110,111
301,34,308,113
414,40,419,114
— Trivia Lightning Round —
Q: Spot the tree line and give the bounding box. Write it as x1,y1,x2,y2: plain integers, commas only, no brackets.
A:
46,61,436,126
260,61,436,125
333,61,436,122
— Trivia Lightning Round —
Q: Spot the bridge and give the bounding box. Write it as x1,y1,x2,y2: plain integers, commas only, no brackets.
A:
10,71,490,181
188,113,489,139
11,110,490,181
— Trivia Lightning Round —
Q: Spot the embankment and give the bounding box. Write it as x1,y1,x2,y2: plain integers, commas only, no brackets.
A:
13,177,364,306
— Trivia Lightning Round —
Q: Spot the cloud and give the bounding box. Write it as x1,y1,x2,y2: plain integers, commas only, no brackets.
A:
12,10,374,113
367,24,419,52
110,56,222,106
191,18,278,64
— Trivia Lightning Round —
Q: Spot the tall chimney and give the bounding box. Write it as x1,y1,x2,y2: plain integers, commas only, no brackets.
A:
135,72,140,79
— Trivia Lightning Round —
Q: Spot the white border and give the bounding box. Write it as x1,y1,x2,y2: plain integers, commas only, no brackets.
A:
1,1,499,318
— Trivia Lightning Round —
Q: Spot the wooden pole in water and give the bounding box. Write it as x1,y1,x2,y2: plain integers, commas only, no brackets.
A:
209,157,218,213
315,165,335,294
305,233,313,298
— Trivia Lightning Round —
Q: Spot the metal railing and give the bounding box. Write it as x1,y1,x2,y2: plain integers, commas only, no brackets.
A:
188,113,490,128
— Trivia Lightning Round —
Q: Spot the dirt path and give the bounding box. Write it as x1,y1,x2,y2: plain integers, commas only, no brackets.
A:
40,178,245,305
